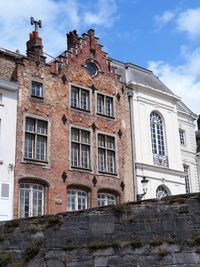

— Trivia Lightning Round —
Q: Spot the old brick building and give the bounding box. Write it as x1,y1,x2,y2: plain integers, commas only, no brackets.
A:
0,24,134,218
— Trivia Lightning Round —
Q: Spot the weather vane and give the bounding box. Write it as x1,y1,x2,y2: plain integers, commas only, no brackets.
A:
30,17,42,32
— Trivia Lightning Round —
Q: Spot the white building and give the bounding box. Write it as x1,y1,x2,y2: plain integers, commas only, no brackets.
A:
0,79,18,221
112,60,199,200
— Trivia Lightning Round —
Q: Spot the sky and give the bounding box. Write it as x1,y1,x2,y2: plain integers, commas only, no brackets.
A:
0,0,200,114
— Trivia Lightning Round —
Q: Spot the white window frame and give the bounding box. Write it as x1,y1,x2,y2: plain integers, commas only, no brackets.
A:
67,189,87,211
19,183,44,218
70,85,90,112
97,133,116,174
24,116,48,162
97,192,116,207
96,93,114,118
71,127,91,170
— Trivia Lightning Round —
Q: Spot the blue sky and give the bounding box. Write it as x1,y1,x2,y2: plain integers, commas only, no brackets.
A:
0,0,200,114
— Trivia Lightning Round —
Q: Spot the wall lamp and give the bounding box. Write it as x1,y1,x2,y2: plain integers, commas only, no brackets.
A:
137,176,149,201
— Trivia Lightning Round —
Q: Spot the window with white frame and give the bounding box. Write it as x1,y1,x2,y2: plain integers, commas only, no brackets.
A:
97,193,116,207
19,183,44,218
67,189,87,211
98,134,116,174
71,128,90,169
1,183,9,198
97,93,114,117
179,129,186,145
150,112,165,156
183,164,190,193
31,81,43,98
71,85,90,111
24,117,48,162
156,185,170,199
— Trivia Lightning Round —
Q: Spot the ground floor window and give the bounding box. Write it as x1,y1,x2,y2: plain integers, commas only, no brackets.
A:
19,183,44,218
97,192,116,207
156,185,170,199
67,189,87,211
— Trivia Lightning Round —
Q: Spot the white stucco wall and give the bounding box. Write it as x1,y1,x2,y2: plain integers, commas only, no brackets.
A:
0,81,18,221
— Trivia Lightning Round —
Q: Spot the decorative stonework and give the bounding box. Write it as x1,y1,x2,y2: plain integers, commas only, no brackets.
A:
153,154,168,167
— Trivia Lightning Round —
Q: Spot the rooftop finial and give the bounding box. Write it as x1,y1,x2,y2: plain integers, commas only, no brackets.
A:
30,17,42,32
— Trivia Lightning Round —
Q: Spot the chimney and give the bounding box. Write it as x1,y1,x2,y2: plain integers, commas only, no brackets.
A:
26,17,46,63
67,30,79,50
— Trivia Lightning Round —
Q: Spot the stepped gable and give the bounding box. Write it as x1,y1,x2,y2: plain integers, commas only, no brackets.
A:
55,29,120,80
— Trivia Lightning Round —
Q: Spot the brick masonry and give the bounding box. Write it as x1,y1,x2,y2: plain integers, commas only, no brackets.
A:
0,193,200,266
0,28,134,218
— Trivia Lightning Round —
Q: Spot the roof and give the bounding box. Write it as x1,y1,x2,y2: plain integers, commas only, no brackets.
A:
111,58,175,96
0,47,25,59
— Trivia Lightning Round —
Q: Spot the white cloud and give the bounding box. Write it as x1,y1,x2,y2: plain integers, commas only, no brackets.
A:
0,0,118,57
148,46,200,114
176,8,200,38
155,10,175,28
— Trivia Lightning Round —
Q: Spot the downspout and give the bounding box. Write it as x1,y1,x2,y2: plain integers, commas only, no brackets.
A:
127,89,137,201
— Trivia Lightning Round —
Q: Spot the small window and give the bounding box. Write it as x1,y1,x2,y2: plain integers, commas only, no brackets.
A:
0,93,2,104
97,193,116,207
156,185,170,199
98,134,116,174
183,164,190,193
86,63,97,76
24,117,48,162
71,86,90,111
71,128,90,169
67,189,87,211
97,94,114,118
179,129,185,145
1,183,9,198
31,81,43,98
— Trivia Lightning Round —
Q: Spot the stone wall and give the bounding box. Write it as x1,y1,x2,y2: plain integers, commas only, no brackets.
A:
0,193,200,266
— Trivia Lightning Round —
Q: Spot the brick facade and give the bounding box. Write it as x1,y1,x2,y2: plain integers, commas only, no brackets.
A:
0,28,134,218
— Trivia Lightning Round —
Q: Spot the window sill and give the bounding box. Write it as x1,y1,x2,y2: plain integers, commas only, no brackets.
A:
22,158,48,166
0,104,4,107
98,171,118,176
30,96,44,101
96,113,115,120
71,166,92,172
71,106,91,113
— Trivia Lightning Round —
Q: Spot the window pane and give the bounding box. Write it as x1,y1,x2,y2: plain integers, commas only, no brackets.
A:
105,97,113,116
71,143,79,167
36,136,47,161
81,130,90,144
98,148,105,171
26,118,35,132
71,128,79,142
1,183,9,198
77,191,87,210
81,145,90,169
31,81,43,97
37,120,47,135
107,136,115,149
98,135,105,147
107,151,115,173
97,94,104,114
71,87,78,107
81,90,89,110
25,133,34,159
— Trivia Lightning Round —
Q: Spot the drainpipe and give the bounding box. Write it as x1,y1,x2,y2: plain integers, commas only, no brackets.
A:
127,89,137,201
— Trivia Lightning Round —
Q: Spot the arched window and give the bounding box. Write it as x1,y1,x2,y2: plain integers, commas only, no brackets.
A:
19,183,44,218
150,112,168,167
67,189,87,211
156,185,170,199
97,193,116,207
150,112,165,155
